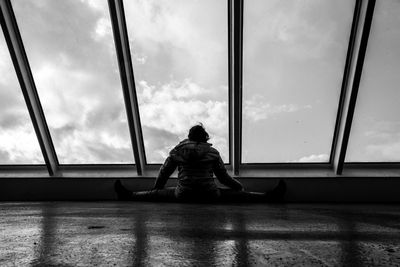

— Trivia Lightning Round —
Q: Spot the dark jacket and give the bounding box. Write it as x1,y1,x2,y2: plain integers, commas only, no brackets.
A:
154,139,243,198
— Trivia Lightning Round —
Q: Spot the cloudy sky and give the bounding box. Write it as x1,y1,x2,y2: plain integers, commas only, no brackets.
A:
124,0,229,163
0,30,44,164
0,0,398,164
242,0,355,162
10,0,134,164
346,0,400,162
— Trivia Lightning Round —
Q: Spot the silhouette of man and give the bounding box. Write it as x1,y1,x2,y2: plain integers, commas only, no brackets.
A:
115,124,286,202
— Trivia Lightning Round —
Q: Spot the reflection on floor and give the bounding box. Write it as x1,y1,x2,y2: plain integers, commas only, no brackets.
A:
1,202,400,266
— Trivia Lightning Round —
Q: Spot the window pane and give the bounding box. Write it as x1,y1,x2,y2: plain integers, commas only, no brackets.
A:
12,0,134,164
0,29,43,164
346,0,400,162
242,0,354,163
124,0,229,163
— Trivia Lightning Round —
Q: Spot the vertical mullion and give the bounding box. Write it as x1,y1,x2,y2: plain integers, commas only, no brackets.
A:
230,0,243,175
228,0,232,167
330,0,362,166
228,0,234,171
108,0,146,175
333,0,376,174
0,0,58,176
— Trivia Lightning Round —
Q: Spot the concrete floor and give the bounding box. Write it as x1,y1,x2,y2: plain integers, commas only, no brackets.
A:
0,203,400,267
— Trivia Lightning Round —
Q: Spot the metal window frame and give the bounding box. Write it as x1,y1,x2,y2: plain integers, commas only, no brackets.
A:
227,0,233,167
2,0,400,179
108,0,146,175
330,0,363,169
332,0,376,174
229,0,243,175
0,0,58,176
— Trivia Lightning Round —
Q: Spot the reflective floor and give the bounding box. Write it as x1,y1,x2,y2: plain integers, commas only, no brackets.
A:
1,202,400,266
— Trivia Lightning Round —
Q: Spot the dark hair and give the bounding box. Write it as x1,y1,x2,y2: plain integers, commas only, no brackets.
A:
188,124,209,142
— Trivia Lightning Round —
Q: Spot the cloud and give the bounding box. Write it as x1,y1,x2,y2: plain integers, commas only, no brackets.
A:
0,35,24,112
0,125,44,164
0,111,29,130
81,0,107,12
4,0,352,165
132,53,147,65
365,142,400,162
120,0,231,163
243,95,312,121
243,0,352,112
7,0,135,164
293,153,329,162
349,120,400,162
0,150,11,163
124,0,227,86
5,0,231,164
93,17,112,41
245,1,351,61
142,126,180,162
85,142,133,163
50,121,134,164
137,79,229,163
0,27,44,163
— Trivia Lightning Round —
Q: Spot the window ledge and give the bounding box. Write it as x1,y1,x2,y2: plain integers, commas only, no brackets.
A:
1,164,400,178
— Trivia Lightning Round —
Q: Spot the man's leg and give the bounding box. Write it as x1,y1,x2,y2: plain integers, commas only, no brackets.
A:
174,185,220,203
219,180,287,203
115,180,286,202
218,189,265,202
114,180,176,201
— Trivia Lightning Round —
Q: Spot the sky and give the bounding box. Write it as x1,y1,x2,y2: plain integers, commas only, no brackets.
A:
346,0,400,162
242,0,355,162
0,0,398,164
0,30,44,164
124,0,229,163
10,0,134,164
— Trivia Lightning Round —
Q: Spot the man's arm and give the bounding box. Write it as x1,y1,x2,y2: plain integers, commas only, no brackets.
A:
153,156,177,189
213,156,243,191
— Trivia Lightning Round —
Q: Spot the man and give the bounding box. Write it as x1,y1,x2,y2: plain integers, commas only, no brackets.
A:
115,124,286,202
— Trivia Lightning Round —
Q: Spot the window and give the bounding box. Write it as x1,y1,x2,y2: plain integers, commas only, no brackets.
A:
242,0,355,163
124,0,229,163
12,0,134,164
346,0,400,162
0,29,43,164
1,0,398,177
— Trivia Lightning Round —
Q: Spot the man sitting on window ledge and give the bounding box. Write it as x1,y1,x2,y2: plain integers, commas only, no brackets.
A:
114,124,286,203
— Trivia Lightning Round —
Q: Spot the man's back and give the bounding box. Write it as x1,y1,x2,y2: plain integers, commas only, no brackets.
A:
154,139,243,199
171,139,219,181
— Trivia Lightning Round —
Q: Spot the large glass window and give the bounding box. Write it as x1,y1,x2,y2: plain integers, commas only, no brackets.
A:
242,0,355,163
346,0,400,162
124,0,229,163
12,0,134,164
0,29,43,164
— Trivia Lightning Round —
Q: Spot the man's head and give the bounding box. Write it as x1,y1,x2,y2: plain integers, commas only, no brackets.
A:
188,124,209,142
